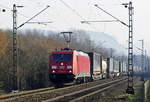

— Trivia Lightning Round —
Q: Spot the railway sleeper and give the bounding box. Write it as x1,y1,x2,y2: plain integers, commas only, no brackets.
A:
71,80,127,102
43,78,126,102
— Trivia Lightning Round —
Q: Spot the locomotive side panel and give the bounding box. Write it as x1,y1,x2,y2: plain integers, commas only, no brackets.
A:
76,56,90,78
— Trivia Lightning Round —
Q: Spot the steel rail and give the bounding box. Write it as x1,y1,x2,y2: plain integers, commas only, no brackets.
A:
0,87,54,100
0,77,126,102
43,78,127,102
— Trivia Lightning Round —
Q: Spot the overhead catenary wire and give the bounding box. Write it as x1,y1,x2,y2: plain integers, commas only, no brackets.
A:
94,4,128,27
0,1,70,32
59,0,87,21
22,0,63,30
0,4,35,20
17,5,50,29
58,0,101,31
49,0,76,30
81,20,118,23
80,1,128,32
86,1,109,33
25,0,78,31
27,22,53,26
0,3,56,31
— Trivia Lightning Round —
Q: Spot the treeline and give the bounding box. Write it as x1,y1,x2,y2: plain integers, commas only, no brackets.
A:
0,29,115,92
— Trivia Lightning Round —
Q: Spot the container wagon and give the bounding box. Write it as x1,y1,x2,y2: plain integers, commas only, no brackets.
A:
106,58,114,78
88,52,107,79
119,61,127,76
49,49,127,87
113,60,120,76
102,60,107,78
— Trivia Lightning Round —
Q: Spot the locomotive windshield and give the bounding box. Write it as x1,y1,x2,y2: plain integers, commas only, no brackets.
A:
52,54,72,62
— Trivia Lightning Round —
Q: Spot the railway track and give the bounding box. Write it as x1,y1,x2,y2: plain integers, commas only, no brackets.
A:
0,77,126,102
43,78,127,102
0,87,54,101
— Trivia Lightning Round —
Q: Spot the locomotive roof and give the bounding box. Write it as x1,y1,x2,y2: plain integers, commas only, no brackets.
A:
76,50,89,57
52,50,73,54
52,50,88,57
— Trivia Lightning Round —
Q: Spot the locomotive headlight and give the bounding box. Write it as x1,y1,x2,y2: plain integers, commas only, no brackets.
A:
67,66,72,69
69,70,72,73
52,65,57,69
52,70,55,73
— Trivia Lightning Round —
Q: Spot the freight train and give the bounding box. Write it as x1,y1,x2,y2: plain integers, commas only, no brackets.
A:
49,49,127,87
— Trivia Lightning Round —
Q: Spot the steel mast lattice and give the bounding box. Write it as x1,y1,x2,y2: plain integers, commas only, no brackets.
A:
126,1,134,94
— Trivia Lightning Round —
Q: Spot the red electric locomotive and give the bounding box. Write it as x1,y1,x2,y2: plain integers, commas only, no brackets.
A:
49,49,124,87
49,49,91,86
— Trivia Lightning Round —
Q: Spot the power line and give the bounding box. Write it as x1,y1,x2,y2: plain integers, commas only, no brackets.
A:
49,0,76,30
81,20,118,23
87,1,109,33
81,3,129,32
94,4,128,27
27,21,52,26
92,2,134,94
12,4,50,90
17,5,50,29
59,0,87,21
59,0,102,31
0,4,34,19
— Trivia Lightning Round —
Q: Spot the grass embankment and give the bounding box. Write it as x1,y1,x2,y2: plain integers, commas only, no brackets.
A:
115,78,144,102
0,90,7,96
0,82,7,95
144,79,150,102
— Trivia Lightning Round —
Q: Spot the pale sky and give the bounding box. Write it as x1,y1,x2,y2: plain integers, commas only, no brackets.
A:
0,0,149,55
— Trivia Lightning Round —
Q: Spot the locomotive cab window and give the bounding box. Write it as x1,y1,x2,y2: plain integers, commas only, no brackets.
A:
52,54,72,62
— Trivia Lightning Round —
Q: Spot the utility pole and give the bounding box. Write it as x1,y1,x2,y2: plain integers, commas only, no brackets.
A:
12,4,50,90
12,4,24,90
145,50,147,71
60,32,72,49
12,4,18,90
139,40,144,72
110,48,113,57
81,1,134,94
125,2,134,94
147,55,150,71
